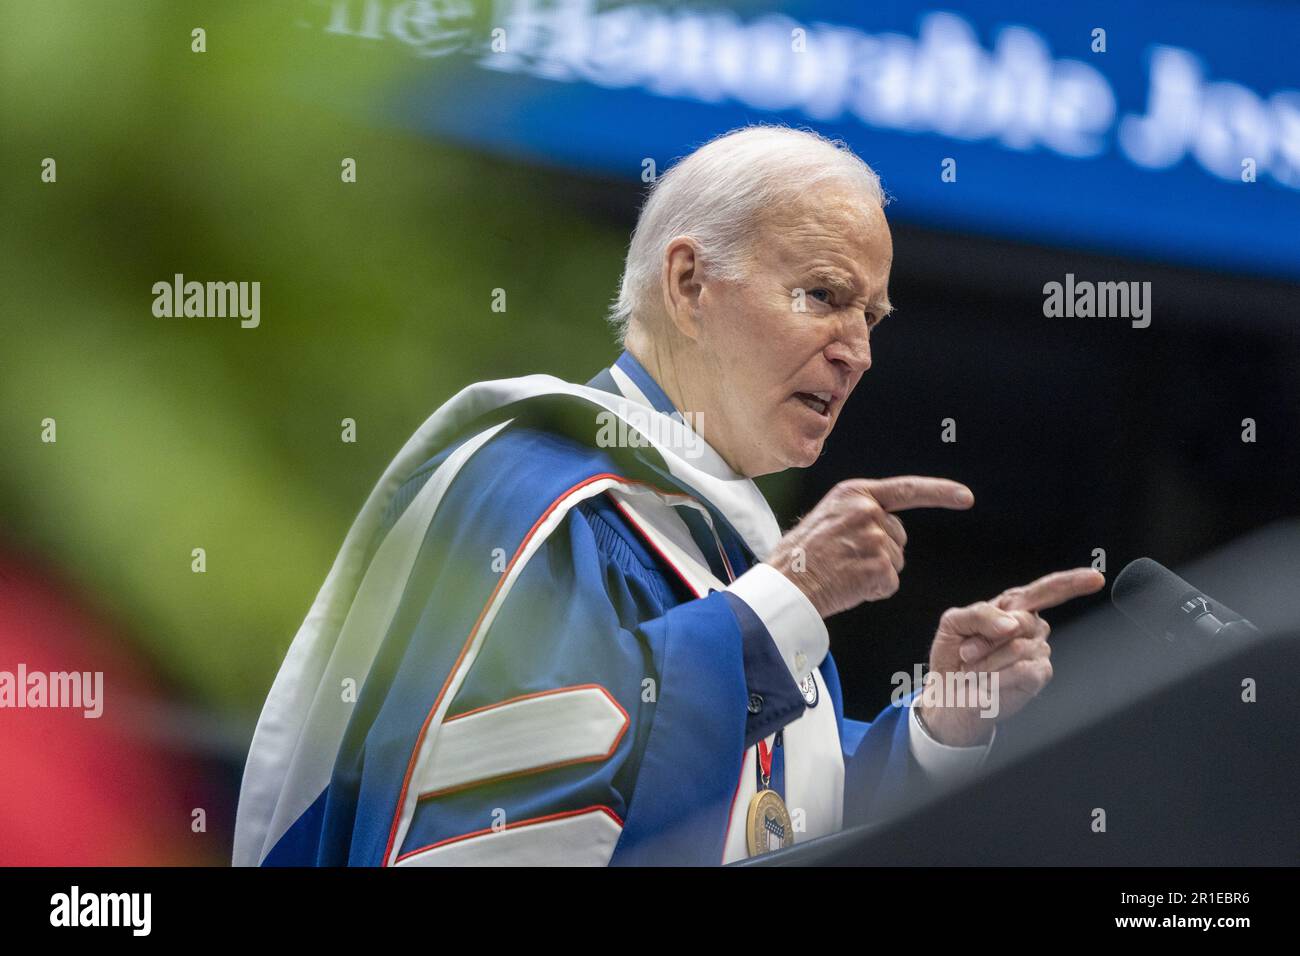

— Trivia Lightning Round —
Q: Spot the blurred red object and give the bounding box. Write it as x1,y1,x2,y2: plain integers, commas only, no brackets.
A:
0,549,219,865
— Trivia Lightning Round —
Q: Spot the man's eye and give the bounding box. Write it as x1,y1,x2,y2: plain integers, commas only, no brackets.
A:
808,288,833,304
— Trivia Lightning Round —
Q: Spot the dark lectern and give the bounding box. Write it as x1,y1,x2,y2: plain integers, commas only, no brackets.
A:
744,626,1299,866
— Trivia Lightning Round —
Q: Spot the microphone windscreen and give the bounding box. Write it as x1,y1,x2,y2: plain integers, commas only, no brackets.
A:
1112,557,1194,636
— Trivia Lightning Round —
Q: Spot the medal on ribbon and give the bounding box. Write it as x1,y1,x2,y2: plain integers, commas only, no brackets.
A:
745,734,794,856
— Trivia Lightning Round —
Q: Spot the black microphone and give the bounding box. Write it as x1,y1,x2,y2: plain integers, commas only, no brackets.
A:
1112,557,1258,645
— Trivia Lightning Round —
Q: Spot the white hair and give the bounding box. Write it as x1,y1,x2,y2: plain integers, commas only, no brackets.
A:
607,124,887,343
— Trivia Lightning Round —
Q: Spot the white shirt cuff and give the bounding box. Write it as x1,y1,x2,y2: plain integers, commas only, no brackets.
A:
725,563,829,685
908,700,996,777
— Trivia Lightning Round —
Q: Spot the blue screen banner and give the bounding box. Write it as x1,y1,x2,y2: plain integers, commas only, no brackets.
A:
305,0,1300,281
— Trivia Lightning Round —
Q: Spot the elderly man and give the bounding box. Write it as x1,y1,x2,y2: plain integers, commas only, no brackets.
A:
233,125,1102,867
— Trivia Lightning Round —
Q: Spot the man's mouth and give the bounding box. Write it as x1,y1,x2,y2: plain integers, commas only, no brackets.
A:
794,391,833,417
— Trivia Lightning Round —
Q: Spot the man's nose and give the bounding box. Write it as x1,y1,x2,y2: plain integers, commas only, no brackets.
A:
825,325,871,374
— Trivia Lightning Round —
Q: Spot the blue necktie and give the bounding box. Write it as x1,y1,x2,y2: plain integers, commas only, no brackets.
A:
676,506,753,586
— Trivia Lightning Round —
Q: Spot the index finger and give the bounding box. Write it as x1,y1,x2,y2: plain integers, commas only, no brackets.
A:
855,476,974,512
994,568,1106,613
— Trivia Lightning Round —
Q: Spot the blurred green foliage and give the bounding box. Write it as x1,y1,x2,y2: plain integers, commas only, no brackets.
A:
0,0,674,715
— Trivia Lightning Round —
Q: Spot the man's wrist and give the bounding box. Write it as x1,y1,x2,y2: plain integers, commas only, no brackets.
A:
915,701,995,748
909,699,996,777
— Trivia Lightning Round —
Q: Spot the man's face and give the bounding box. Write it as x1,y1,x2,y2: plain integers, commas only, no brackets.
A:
691,185,893,477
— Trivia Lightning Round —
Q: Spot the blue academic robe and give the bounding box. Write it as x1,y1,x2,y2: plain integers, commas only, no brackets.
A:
259,353,929,866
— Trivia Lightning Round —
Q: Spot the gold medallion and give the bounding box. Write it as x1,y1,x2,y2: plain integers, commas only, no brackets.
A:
745,788,794,856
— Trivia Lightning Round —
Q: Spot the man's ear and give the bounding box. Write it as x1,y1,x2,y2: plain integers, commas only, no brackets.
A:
660,237,704,340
